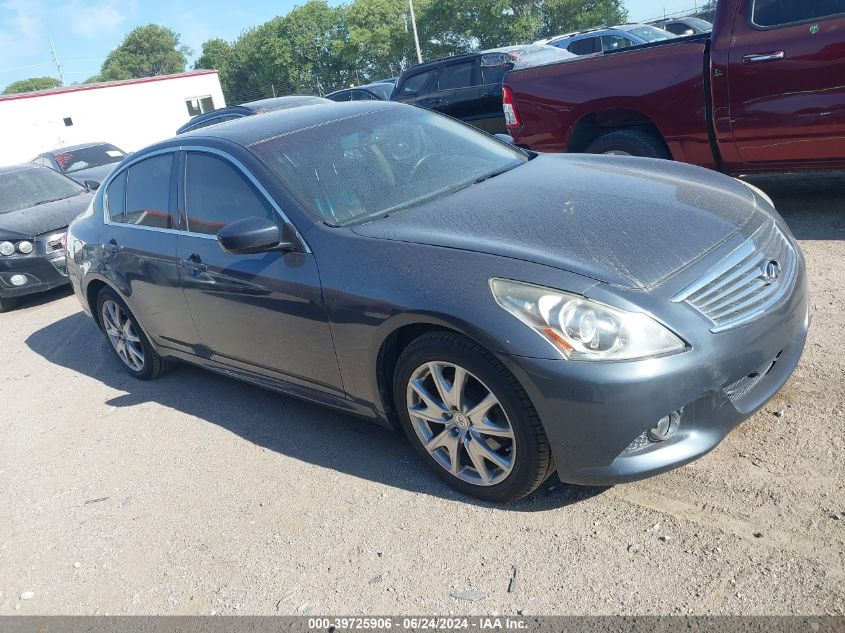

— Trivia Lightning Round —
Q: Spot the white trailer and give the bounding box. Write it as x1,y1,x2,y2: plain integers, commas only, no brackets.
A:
0,70,226,166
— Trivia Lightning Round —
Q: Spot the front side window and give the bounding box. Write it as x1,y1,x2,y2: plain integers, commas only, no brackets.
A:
0,167,84,215
124,155,174,229
437,60,476,91
625,25,676,42
184,153,276,236
602,35,634,51
251,106,527,227
752,0,845,27
398,70,434,97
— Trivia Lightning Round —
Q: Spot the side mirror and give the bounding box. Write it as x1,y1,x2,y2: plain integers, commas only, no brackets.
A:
494,133,515,145
217,216,299,255
83,179,101,191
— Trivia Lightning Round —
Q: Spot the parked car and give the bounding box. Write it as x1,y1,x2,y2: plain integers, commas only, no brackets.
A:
545,24,676,55
503,0,845,174
67,101,808,502
32,142,126,186
175,95,331,134
326,81,396,102
391,45,574,134
0,164,93,312
655,16,713,35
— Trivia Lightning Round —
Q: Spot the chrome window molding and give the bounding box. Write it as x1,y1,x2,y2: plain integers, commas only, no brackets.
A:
101,145,311,252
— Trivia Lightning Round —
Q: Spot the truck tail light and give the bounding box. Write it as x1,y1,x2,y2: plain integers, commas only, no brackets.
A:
502,85,521,129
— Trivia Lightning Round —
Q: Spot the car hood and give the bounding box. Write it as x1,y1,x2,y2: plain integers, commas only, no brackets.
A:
351,154,759,290
0,193,93,240
66,163,119,185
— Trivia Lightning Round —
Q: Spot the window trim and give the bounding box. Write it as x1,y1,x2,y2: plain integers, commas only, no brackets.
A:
102,146,310,252
747,1,845,31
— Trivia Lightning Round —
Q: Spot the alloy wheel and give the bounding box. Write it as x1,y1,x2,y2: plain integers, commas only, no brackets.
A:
101,300,145,372
406,362,516,486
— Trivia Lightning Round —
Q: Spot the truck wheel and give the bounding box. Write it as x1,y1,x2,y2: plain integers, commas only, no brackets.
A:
0,296,17,313
586,129,671,159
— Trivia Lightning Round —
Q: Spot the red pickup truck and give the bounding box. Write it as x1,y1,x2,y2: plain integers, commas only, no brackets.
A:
503,0,845,175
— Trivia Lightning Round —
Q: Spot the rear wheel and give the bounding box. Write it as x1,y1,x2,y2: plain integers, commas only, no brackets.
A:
96,287,168,380
0,296,16,313
586,128,670,159
394,332,554,503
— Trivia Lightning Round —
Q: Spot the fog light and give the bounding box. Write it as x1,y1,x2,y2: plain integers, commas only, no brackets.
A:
9,274,28,287
649,410,681,441
17,241,33,254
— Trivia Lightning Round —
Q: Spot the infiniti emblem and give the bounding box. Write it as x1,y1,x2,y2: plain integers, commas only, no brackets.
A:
759,259,782,285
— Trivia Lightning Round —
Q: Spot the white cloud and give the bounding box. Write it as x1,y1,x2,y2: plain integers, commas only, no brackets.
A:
62,1,134,39
0,0,47,71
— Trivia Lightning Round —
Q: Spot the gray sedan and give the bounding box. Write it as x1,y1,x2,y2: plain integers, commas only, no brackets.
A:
65,102,808,502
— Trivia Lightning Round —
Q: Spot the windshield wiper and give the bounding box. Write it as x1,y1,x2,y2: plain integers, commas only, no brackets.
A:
32,197,69,206
474,162,521,185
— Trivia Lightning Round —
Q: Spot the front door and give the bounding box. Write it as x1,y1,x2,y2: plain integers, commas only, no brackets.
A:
428,58,482,126
175,150,343,395
727,0,845,166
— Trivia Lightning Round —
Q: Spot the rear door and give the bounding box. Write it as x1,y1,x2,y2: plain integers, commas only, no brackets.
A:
477,53,511,134
99,151,200,353
427,57,482,124
175,149,343,395
727,0,845,167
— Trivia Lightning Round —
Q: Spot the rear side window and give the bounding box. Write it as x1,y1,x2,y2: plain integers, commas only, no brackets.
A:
398,70,434,97
752,0,845,27
106,171,126,222
331,91,353,102
568,37,599,55
437,60,476,91
124,155,174,229
184,152,276,236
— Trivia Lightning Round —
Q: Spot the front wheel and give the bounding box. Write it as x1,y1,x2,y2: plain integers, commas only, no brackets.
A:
394,332,554,503
585,128,671,159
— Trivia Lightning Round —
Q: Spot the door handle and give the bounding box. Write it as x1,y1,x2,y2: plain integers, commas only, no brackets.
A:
428,97,443,105
743,51,785,64
179,255,207,274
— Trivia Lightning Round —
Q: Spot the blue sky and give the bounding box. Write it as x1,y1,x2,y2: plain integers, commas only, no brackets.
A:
0,0,699,92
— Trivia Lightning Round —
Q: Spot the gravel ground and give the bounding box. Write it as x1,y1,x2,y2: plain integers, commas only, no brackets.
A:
0,175,843,616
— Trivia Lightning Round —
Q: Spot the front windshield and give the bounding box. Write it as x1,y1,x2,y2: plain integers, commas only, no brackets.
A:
54,144,125,174
251,106,527,226
0,168,85,215
625,25,677,42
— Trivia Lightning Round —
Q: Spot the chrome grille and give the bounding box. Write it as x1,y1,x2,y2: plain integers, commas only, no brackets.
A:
673,221,796,333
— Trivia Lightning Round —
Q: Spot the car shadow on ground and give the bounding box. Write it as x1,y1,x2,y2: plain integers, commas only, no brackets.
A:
26,312,607,512
746,173,845,241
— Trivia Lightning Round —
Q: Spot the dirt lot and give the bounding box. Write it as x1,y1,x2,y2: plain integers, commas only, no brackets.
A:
0,175,843,616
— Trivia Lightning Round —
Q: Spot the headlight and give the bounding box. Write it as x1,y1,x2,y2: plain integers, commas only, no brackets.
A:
0,241,14,256
17,241,33,254
490,278,686,361
739,180,775,209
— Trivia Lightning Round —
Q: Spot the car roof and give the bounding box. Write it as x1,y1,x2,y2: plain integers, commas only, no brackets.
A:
178,100,397,148
41,142,113,155
241,95,332,111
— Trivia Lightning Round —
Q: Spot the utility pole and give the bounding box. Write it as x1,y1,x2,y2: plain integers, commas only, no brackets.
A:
48,37,64,85
409,0,422,64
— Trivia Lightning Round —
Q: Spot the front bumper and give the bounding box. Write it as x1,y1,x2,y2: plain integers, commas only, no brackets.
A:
0,254,69,299
500,266,810,486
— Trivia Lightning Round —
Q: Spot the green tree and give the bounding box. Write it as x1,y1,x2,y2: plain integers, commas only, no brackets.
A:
194,38,232,72
537,0,628,38
99,24,191,81
2,76,62,95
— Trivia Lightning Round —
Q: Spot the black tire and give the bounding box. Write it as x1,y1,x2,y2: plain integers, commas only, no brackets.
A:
586,128,671,159
393,331,554,503
0,296,16,313
96,286,169,380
